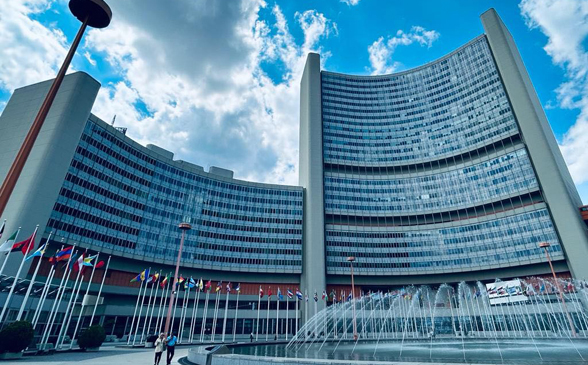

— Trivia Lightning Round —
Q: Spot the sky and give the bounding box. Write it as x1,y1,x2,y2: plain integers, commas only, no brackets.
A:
1,0,588,202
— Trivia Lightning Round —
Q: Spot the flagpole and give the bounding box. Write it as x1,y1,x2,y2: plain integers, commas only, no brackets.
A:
232,288,240,342
170,277,181,337
256,286,261,341
58,272,84,348
265,292,270,341
285,296,289,340
179,282,190,343
145,270,161,340
155,273,171,335
314,292,318,336
200,289,210,342
0,225,37,323
89,255,110,327
127,277,145,345
39,245,77,349
132,267,151,346
189,280,201,343
305,291,308,327
0,227,21,277
16,231,52,320
69,253,100,348
32,262,56,328
140,275,157,344
211,288,220,341
295,295,299,336
56,252,84,349
221,285,230,342
275,292,280,340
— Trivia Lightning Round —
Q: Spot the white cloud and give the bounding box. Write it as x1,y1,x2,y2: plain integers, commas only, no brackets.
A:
82,0,337,185
0,0,68,93
520,0,588,184
368,26,440,75
340,0,361,6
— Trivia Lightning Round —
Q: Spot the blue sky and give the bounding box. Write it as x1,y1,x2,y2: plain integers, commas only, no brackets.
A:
1,0,588,202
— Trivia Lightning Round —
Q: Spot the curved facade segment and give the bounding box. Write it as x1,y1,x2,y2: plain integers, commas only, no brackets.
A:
46,117,303,274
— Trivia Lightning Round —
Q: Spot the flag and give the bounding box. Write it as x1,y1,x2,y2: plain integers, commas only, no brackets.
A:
268,287,272,298
25,241,47,261
287,289,293,299
177,275,185,286
130,269,147,283
322,290,327,301
314,291,318,302
151,273,160,284
12,230,37,255
347,292,352,301
216,281,222,292
278,288,283,300
55,246,73,262
83,254,97,267
160,276,168,288
198,278,204,291
259,286,264,298
295,289,302,300
0,230,18,253
141,269,150,282
188,277,196,288
72,253,85,272
226,282,231,293
205,280,212,291
235,283,240,293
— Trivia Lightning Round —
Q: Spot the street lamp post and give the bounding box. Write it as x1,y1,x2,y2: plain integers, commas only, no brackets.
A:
164,223,192,336
539,242,577,337
0,0,112,218
347,256,358,341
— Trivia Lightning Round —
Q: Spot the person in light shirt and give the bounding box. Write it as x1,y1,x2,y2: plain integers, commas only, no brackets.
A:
153,333,165,365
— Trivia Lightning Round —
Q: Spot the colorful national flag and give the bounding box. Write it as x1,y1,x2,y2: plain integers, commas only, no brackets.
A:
72,253,85,272
259,286,264,298
287,289,293,299
226,282,231,293
25,241,47,261
151,273,160,284
55,246,73,262
268,287,272,298
314,291,318,302
160,276,168,288
130,269,147,283
347,292,352,301
0,230,19,253
216,281,222,292
295,289,302,300
13,229,37,255
235,283,241,293
205,280,212,291
141,269,150,282
322,290,327,300
83,254,97,267
278,288,283,300
198,278,204,291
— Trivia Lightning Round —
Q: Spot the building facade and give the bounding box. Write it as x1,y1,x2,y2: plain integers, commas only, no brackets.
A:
300,9,588,312
0,8,587,340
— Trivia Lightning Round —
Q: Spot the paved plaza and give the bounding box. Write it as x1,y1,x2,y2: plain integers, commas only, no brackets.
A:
14,347,189,365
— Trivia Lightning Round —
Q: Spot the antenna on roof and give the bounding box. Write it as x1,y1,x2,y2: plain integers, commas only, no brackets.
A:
111,115,116,126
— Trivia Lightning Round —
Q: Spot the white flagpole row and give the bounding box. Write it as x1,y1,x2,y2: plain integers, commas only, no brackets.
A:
127,278,145,345
285,297,289,340
211,290,220,341
32,264,56,328
69,253,100,349
275,295,280,340
221,287,230,342
170,278,181,336
295,296,299,337
58,272,84,348
89,255,110,327
0,226,36,322
145,270,161,340
16,231,53,321
40,246,77,349
189,281,201,343
140,276,156,344
132,267,151,346
179,284,190,343
56,255,84,349
232,289,240,342
265,294,270,341
155,273,171,335
0,227,21,278
256,287,261,341
200,290,210,342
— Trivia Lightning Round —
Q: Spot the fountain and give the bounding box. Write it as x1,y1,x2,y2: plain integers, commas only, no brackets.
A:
221,278,588,364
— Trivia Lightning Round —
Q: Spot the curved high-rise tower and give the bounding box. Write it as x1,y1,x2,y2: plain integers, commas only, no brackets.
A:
299,9,588,311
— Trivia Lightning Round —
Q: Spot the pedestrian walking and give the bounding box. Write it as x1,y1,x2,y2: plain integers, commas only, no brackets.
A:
166,332,177,365
154,333,165,365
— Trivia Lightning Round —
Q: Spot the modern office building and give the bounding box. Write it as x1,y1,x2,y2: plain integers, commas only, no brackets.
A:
300,8,588,312
0,8,587,340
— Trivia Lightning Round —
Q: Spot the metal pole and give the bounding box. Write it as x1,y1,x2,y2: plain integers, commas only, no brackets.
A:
542,246,577,337
349,257,358,340
0,17,89,217
164,223,190,335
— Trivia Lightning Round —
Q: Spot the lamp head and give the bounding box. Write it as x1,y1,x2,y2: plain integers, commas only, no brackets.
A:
539,242,551,249
179,223,192,231
347,256,356,262
69,0,112,28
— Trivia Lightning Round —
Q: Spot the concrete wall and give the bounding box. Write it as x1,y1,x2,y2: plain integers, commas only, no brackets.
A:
0,72,100,275
299,53,326,318
482,9,588,279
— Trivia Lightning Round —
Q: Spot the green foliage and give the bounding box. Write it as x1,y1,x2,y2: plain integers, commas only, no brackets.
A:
77,325,105,350
0,321,34,353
